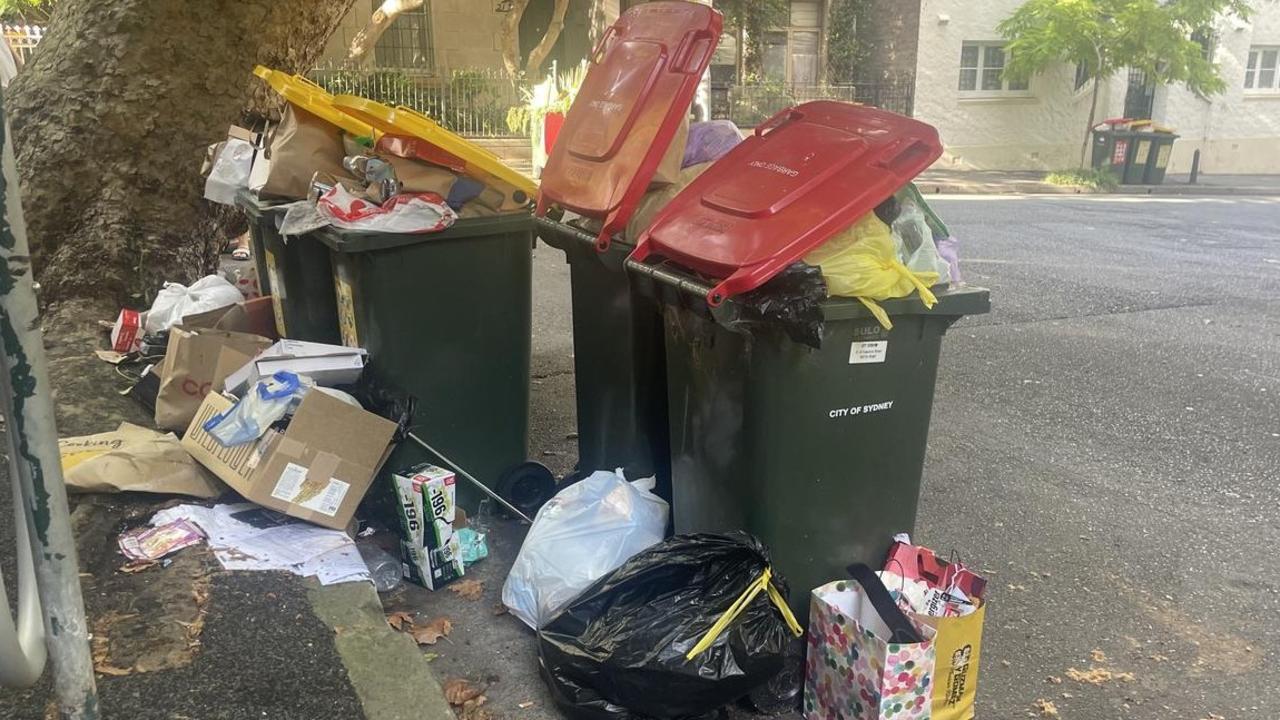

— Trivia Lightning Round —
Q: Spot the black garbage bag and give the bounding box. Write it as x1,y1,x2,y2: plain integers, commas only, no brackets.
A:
537,532,803,720
732,262,827,349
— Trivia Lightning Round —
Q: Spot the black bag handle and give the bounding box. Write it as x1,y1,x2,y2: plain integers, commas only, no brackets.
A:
845,563,924,644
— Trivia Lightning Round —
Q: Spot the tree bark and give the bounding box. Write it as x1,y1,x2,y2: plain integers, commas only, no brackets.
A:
499,0,532,79
348,0,426,64
523,0,569,77
8,0,356,306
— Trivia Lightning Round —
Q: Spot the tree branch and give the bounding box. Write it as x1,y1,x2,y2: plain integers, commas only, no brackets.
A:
523,0,569,76
499,0,531,78
348,0,425,62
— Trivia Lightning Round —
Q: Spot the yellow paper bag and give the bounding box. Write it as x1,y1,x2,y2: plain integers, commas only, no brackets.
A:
918,601,986,720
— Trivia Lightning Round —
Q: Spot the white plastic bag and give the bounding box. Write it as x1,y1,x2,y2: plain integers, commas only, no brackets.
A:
203,137,255,206
892,201,952,283
502,469,668,629
144,275,244,334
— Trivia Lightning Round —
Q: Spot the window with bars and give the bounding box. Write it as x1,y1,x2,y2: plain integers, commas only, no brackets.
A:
373,0,434,69
1245,46,1279,92
958,42,1029,94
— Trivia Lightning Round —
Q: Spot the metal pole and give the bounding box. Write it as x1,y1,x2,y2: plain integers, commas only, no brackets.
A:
405,432,533,524
1189,149,1200,185
0,85,98,718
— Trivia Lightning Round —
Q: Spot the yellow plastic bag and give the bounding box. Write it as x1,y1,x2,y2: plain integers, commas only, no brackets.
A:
803,213,939,330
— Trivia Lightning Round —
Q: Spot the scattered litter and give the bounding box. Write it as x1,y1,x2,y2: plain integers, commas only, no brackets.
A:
518,701,535,709
457,527,488,565
1048,676,1063,684
118,519,204,562
357,543,402,593
1000,659,1011,667
150,504,370,586
144,275,244,335
1034,699,1059,717
94,350,129,365
449,578,484,601
118,560,157,574
1008,584,1028,591
393,463,465,590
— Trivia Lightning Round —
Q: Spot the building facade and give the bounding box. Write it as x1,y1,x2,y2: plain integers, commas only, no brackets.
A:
912,0,1280,174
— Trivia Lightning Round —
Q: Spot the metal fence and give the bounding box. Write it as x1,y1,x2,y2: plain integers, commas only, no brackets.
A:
2,24,43,65
308,64,526,138
713,79,916,126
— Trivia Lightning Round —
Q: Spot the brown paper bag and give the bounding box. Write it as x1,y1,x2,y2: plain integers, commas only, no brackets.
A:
154,326,272,431
649,115,690,187
251,105,348,201
60,423,226,498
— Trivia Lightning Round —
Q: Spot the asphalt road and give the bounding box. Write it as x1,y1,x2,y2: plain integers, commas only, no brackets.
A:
518,194,1280,718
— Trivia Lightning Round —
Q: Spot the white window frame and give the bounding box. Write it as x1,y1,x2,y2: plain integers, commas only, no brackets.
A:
1244,46,1280,93
958,42,1031,98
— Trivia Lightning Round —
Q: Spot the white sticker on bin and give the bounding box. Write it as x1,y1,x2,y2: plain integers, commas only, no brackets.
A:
849,340,888,364
271,462,351,517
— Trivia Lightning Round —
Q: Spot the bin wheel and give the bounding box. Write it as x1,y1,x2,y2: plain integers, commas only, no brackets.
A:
495,461,556,518
746,637,805,715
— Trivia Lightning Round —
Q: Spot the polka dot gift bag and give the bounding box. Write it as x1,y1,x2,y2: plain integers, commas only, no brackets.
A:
803,563,936,720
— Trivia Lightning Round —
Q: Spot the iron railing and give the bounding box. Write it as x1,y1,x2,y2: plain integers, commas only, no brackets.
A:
309,63,526,138
713,79,916,126
2,24,43,66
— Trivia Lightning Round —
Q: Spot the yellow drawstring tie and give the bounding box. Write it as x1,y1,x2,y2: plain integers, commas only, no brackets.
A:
685,567,804,661
855,258,939,331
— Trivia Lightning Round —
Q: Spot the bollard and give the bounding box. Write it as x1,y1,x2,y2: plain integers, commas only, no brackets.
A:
1189,149,1201,185
0,85,99,718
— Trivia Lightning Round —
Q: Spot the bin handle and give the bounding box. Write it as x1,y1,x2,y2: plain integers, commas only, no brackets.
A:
589,25,619,64
755,106,802,138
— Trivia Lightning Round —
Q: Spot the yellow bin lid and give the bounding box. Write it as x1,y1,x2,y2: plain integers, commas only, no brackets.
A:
253,65,374,139
332,94,536,201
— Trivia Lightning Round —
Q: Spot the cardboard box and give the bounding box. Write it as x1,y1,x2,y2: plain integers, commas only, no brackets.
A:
223,339,367,395
392,463,464,590
182,390,396,530
183,296,278,340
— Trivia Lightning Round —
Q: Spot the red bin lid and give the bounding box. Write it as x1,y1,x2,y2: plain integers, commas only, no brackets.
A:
630,102,943,306
535,1,722,251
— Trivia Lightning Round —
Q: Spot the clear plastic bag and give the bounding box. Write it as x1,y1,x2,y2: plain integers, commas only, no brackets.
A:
203,136,255,206
502,469,668,629
144,275,245,334
892,200,952,282
203,372,307,447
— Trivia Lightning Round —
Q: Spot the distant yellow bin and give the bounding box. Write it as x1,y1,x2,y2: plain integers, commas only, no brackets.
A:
253,65,375,139
332,94,536,209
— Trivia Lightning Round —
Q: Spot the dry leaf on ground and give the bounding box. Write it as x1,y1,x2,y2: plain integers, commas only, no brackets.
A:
1034,699,1059,717
411,616,453,645
449,578,484,601
443,678,486,705
1090,649,1107,663
492,603,509,616
1066,666,1135,685
386,611,415,631
1047,676,1063,684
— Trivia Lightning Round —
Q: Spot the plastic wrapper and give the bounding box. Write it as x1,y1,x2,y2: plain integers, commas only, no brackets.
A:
503,469,668,629
682,119,743,168
316,184,457,234
892,201,952,282
203,371,307,446
538,532,801,720
144,275,245,334
731,262,828,349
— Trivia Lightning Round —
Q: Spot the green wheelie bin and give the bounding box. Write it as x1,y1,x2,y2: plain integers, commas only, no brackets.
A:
1141,132,1179,185
533,218,673,497
313,212,547,513
236,189,342,343
627,100,990,623
650,286,988,622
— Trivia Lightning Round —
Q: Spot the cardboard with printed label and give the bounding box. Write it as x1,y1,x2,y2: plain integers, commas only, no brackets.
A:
154,326,273,431
181,390,396,530
392,463,464,590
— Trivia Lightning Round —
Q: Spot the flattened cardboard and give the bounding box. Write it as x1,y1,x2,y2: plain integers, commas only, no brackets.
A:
182,390,396,530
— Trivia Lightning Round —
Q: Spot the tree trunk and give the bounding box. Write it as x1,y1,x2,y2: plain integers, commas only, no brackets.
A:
8,0,356,306
523,0,569,77
499,0,533,79
1081,73,1103,168
348,0,426,63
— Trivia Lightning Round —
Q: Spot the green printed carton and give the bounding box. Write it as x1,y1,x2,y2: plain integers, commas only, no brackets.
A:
392,462,464,590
